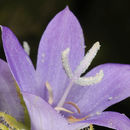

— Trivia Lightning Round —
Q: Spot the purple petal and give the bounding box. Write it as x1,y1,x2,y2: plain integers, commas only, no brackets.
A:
0,59,24,121
0,26,39,96
65,63,130,117
80,111,130,130
36,7,85,103
22,92,76,130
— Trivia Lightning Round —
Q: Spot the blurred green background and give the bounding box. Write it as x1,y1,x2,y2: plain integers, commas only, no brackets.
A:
0,0,130,129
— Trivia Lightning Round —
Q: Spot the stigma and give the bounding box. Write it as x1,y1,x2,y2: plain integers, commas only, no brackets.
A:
57,42,104,108
61,42,103,86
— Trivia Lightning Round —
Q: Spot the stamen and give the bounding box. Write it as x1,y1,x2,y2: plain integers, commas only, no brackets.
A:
23,41,30,55
74,42,100,76
65,102,80,114
45,81,53,105
67,115,89,123
62,48,73,78
74,70,104,86
55,107,74,114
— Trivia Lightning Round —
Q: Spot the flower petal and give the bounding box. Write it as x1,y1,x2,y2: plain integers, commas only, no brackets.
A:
0,26,38,95
36,7,85,103
66,63,130,116
22,92,74,130
0,59,24,121
79,111,130,130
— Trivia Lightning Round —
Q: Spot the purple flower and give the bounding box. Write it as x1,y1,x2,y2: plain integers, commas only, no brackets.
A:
1,7,130,130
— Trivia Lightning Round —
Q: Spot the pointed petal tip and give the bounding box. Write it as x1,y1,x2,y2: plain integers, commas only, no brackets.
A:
65,5,69,10
63,5,71,14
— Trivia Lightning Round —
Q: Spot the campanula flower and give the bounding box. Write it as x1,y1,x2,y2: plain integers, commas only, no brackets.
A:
1,7,130,130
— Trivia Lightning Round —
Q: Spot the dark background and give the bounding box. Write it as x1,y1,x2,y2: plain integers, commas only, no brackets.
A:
0,0,130,129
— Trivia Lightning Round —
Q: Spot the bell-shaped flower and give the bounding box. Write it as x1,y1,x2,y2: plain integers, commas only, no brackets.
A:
1,7,130,130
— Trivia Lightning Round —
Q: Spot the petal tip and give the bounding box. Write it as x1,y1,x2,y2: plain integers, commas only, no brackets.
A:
65,5,69,10
63,5,71,14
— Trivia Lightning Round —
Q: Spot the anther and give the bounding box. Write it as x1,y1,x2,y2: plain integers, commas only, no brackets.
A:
55,107,74,114
67,115,89,123
45,81,53,105
23,41,30,55
65,102,80,114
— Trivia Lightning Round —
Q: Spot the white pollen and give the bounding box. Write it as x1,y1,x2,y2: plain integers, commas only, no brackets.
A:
45,81,53,105
108,97,113,100
96,111,101,115
75,41,100,76
42,53,45,57
41,53,45,63
109,122,113,126
74,70,104,86
62,48,73,78
26,56,32,65
23,41,30,55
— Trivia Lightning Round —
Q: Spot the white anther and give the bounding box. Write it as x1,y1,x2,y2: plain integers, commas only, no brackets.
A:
23,41,30,55
55,107,74,114
74,70,104,86
45,82,53,105
62,48,73,78
41,53,45,63
96,111,101,115
75,42,100,76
